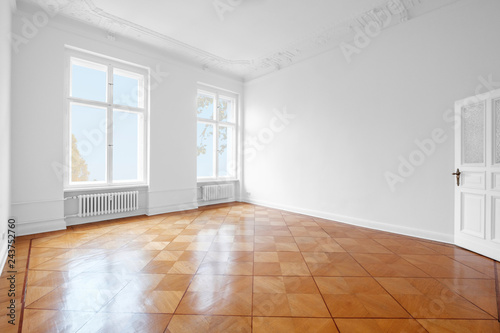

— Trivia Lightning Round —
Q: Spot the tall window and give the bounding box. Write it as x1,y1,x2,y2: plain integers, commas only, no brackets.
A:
65,49,148,188
197,87,237,180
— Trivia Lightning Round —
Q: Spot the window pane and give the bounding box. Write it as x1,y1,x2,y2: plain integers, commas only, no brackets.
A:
71,59,107,102
197,122,214,178
197,92,215,120
113,110,142,182
495,99,500,164
70,104,107,183
219,96,235,123
462,102,485,164
113,68,144,108
218,126,235,177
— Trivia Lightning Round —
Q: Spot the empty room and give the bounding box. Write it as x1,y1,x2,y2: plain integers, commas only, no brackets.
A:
1,0,500,332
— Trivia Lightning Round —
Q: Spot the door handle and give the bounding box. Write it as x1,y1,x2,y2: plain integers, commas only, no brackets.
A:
452,168,461,186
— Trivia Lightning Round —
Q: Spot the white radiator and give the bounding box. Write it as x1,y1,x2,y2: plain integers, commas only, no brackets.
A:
78,191,139,217
202,184,234,201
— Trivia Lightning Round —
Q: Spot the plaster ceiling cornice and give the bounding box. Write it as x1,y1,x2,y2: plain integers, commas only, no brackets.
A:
18,0,461,80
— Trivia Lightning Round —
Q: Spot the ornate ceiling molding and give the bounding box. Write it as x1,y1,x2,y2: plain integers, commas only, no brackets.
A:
18,0,461,81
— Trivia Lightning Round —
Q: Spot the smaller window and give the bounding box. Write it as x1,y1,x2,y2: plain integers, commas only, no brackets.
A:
197,86,238,180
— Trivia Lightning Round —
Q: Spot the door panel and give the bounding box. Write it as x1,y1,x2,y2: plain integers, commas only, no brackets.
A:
460,193,485,238
491,172,500,190
460,171,485,190
491,196,500,243
455,89,500,261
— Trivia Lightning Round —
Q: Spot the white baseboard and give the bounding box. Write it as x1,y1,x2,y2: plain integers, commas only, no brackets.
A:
147,202,198,216
11,199,66,236
243,197,454,244
15,218,67,236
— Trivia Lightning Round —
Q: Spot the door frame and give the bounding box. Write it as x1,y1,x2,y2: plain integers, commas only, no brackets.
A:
454,88,500,262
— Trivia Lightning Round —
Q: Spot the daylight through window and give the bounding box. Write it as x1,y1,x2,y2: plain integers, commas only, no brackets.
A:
197,87,237,180
66,50,148,187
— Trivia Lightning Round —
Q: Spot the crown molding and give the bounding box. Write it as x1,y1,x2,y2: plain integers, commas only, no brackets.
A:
10,0,17,12
18,0,462,80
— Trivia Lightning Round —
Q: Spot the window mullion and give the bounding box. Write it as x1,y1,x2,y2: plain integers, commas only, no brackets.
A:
215,92,219,179
112,104,145,113
214,92,219,122
68,97,109,109
67,101,72,186
197,118,217,125
107,64,114,185
214,123,219,179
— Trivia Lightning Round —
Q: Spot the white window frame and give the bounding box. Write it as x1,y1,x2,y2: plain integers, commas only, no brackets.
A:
197,85,238,181
64,47,149,189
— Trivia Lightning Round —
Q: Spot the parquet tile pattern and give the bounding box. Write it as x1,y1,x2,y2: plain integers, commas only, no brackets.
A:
1,203,499,332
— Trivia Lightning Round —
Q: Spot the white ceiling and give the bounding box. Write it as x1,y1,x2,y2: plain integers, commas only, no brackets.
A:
18,0,461,80
92,0,388,60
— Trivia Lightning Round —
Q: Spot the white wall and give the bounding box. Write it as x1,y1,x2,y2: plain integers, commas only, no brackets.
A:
0,0,14,270
10,7,242,235
243,0,500,242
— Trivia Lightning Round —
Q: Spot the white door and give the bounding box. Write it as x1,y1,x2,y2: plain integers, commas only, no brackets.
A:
455,88,500,261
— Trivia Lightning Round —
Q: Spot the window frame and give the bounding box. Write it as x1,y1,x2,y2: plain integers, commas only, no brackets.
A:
64,47,149,189
196,85,238,181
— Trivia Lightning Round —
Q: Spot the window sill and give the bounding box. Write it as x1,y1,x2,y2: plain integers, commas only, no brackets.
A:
64,184,149,193
197,179,239,184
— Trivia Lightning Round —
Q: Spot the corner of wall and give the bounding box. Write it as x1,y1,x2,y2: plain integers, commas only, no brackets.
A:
0,0,14,274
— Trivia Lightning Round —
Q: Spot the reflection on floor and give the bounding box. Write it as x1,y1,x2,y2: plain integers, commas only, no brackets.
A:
1,203,499,332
